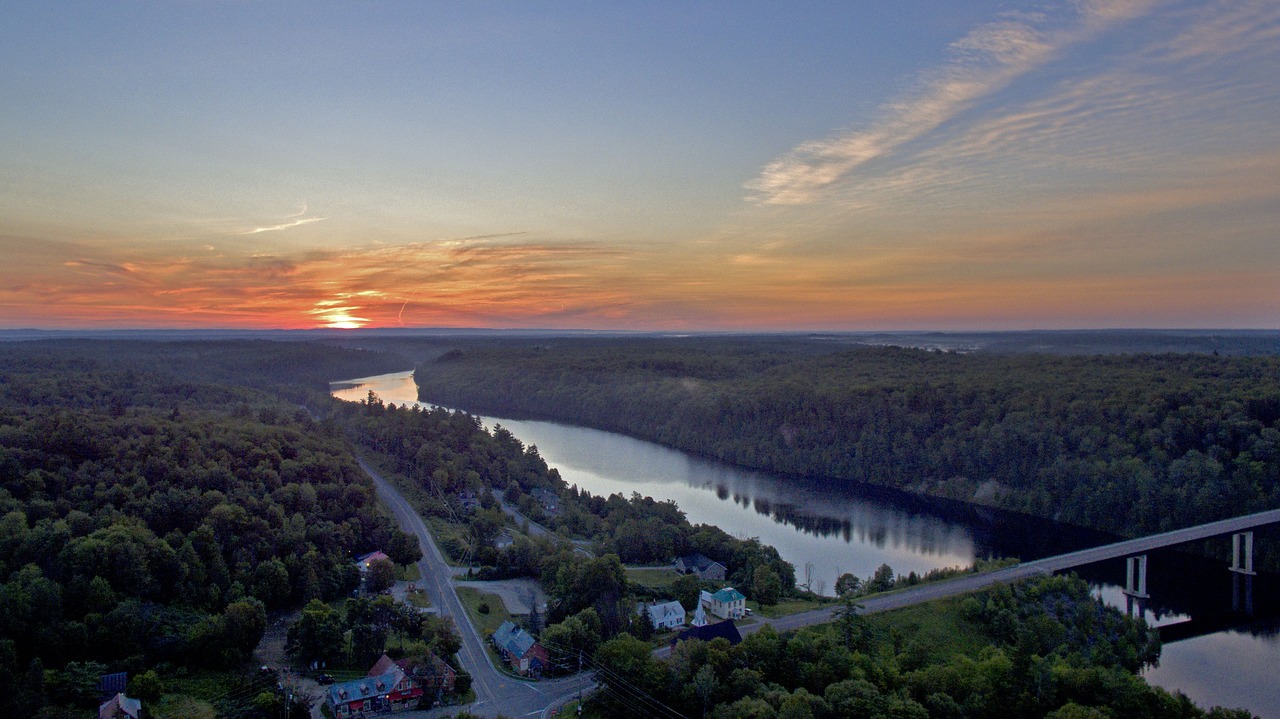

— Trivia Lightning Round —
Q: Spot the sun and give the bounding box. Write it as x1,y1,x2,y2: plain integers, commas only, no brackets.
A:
310,304,369,329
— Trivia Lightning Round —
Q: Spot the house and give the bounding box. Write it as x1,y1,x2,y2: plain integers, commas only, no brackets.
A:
492,621,550,676
369,651,455,696
640,600,686,630
674,553,727,582
529,488,559,516
458,490,482,511
327,660,423,717
671,619,743,647
707,587,747,620
99,693,141,719
401,651,458,695
355,550,391,574
495,530,516,550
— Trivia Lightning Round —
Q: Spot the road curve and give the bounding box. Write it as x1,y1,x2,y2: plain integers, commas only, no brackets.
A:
359,456,596,718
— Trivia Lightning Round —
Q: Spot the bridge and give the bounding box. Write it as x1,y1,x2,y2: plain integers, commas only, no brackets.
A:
1018,507,1280,593
752,508,1280,636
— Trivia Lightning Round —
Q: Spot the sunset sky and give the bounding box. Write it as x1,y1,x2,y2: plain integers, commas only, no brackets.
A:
2,1,1277,330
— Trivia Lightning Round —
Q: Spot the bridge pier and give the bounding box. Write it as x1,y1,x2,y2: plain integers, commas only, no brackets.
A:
1124,554,1149,599
1230,531,1256,575
1232,572,1255,615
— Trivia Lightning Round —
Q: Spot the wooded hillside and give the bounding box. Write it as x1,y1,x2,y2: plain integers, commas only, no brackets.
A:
414,339,1280,536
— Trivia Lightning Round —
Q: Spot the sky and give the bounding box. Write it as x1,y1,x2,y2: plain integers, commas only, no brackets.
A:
1,1,1277,331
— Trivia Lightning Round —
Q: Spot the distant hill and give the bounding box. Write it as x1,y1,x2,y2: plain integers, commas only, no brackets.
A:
5,327,1277,355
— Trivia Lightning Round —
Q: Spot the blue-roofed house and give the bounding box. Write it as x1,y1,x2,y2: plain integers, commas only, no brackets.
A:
326,656,424,718
491,620,550,676
708,587,747,619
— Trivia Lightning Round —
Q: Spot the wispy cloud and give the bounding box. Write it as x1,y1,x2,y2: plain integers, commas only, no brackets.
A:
1155,0,1280,64
745,1,1158,205
236,203,327,235
240,216,327,235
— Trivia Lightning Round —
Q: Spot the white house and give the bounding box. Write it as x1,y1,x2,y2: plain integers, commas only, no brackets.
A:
641,600,686,630
708,587,746,620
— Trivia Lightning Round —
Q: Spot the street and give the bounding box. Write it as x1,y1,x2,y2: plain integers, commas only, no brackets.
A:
359,457,596,718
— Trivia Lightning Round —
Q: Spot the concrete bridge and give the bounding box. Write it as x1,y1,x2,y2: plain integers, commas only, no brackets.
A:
1018,507,1280,595
753,508,1280,636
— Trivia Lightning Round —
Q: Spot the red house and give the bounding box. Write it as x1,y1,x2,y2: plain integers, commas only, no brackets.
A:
326,654,424,717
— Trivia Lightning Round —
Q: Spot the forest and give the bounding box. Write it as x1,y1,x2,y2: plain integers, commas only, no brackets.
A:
0,335,1270,718
0,340,416,717
413,338,1280,537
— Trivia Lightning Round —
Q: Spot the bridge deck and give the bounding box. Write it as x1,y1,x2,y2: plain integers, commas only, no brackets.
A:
1020,508,1280,574
748,508,1280,637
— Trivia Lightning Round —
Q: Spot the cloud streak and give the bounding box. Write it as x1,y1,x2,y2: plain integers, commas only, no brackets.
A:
745,1,1157,205
240,216,327,235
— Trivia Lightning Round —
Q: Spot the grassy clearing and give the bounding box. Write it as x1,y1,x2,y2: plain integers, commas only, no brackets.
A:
153,695,216,719
625,566,682,590
750,596,831,618
866,596,989,664
396,562,422,581
455,587,513,637
455,587,531,677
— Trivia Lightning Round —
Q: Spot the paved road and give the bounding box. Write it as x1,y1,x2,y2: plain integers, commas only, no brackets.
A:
359,457,595,718
494,489,594,558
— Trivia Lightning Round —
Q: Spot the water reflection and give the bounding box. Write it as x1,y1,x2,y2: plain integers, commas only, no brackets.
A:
331,371,983,589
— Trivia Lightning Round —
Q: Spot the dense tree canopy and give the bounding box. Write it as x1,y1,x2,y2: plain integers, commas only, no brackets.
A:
0,341,412,715
415,339,1280,537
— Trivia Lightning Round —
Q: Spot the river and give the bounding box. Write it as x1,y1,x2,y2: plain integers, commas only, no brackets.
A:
333,370,1280,717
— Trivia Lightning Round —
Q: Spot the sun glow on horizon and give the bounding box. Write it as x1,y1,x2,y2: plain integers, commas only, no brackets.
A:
308,302,370,329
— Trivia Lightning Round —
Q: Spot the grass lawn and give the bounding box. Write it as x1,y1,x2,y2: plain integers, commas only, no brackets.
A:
455,587,513,637
626,566,682,591
865,596,989,664
750,596,832,619
153,695,216,719
396,562,422,581
455,587,531,676
158,669,284,719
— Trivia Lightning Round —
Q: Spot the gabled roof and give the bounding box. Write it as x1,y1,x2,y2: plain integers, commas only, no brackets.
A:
646,600,685,620
493,620,539,658
99,693,141,719
712,587,745,603
327,671,402,705
356,550,390,565
672,619,742,646
368,653,404,679
493,621,518,646
677,553,717,571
